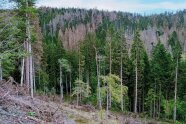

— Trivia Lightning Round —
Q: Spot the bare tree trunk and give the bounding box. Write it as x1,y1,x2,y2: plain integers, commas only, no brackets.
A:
153,82,156,119
25,41,30,91
66,75,68,95
21,42,25,86
109,92,112,108
25,0,34,97
142,86,144,112
0,59,2,80
150,100,152,118
29,42,34,98
158,84,161,119
173,57,178,122
33,61,36,93
95,47,101,110
70,71,72,95
60,64,63,101
106,85,109,117
134,58,138,113
120,50,123,111
109,41,112,74
77,91,79,106
21,57,25,86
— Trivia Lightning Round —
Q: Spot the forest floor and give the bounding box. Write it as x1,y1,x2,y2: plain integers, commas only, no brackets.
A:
0,80,171,124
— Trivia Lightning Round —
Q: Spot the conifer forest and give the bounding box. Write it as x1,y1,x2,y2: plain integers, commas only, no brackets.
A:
0,0,186,123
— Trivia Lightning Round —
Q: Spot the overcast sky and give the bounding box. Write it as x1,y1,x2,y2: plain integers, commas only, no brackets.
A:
35,0,186,14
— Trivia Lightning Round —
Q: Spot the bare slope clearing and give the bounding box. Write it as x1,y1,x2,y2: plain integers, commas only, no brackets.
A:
0,81,169,124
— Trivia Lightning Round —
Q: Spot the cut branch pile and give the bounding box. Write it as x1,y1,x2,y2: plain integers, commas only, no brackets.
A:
0,81,75,124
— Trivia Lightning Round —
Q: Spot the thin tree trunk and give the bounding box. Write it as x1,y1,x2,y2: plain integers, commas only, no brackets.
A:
109,92,112,108
25,41,30,91
158,84,161,119
173,57,178,121
150,100,152,118
154,81,156,119
39,71,40,89
21,42,25,86
106,85,109,117
26,0,32,94
70,71,72,95
77,91,79,106
29,42,34,98
66,75,68,95
60,64,63,101
21,58,25,86
33,60,36,93
109,41,112,74
0,59,2,80
124,96,126,112
142,86,144,112
95,47,101,110
134,58,138,113
120,54,123,111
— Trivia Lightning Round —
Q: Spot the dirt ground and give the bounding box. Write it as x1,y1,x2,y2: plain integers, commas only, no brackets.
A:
0,80,164,124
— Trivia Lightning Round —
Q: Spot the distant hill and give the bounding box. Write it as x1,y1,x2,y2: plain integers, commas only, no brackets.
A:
39,7,186,54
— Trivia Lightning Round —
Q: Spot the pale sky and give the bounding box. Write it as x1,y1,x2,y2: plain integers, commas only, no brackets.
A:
35,0,186,14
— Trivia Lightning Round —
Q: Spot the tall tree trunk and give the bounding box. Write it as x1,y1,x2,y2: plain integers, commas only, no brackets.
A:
134,58,138,113
29,42,34,98
70,71,72,95
142,86,144,112
109,92,112,108
120,52,123,111
77,90,79,106
150,100,152,118
25,0,34,98
25,41,30,90
0,59,2,80
153,81,156,119
173,57,178,121
33,61,36,93
95,47,101,110
21,57,25,86
158,84,161,119
21,42,25,86
60,64,63,101
109,42,112,74
66,75,68,95
106,85,109,117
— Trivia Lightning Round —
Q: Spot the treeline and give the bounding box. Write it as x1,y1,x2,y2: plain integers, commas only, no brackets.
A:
1,1,186,123
40,20,186,122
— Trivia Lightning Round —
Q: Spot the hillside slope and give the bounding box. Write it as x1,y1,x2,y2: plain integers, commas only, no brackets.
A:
39,8,186,54
0,81,171,124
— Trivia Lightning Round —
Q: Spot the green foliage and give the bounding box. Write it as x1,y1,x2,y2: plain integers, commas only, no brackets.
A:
162,99,174,119
72,79,91,99
27,111,36,117
58,58,71,72
100,74,128,103
168,31,182,61
36,7,186,123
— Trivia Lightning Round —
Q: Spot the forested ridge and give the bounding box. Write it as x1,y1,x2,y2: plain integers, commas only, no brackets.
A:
1,0,186,123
